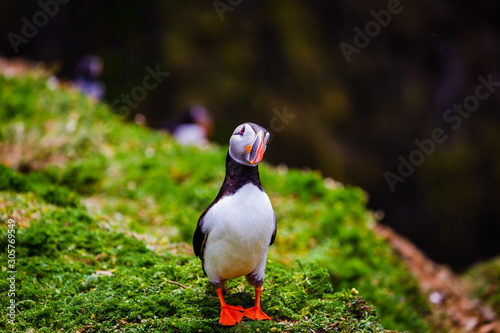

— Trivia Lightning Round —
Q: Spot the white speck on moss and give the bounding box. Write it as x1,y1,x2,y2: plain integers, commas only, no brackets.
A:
145,147,155,158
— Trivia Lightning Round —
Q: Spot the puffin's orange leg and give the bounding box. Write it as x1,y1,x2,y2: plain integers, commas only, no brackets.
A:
215,287,244,326
243,286,271,321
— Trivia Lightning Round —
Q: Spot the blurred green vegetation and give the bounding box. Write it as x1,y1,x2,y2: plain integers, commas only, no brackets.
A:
464,256,500,317
0,69,432,331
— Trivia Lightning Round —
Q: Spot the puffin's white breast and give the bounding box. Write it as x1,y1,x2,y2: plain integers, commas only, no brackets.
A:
202,183,275,282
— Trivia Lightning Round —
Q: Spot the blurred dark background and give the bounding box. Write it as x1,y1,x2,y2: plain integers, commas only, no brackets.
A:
1,0,499,270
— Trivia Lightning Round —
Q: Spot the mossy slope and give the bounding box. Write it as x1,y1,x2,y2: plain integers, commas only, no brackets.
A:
1,180,389,332
0,70,429,331
464,256,500,317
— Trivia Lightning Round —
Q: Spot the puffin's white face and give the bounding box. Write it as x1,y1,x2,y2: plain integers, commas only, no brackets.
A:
229,122,270,166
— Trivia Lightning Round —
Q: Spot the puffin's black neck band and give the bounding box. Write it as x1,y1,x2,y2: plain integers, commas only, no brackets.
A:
220,152,263,195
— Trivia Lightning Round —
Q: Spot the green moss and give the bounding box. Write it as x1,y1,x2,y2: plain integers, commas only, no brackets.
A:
464,256,500,316
0,70,429,331
0,165,80,208
1,191,392,332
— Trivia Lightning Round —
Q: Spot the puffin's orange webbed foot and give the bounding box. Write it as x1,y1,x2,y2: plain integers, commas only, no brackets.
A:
244,286,272,321
243,305,271,321
215,287,244,326
219,304,245,326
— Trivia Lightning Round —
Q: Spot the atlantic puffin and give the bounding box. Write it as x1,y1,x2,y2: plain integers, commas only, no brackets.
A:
193,122,276,326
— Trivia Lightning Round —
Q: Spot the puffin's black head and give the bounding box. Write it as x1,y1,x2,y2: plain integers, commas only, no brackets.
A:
229,122,270,167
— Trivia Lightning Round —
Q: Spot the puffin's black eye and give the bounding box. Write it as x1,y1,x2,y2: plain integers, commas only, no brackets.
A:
239,126,245,135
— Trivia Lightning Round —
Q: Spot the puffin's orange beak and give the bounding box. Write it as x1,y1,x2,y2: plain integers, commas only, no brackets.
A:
249,132,265,164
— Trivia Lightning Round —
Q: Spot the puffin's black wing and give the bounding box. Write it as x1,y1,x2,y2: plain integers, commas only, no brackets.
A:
269,214,277,246
192,211,208,259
